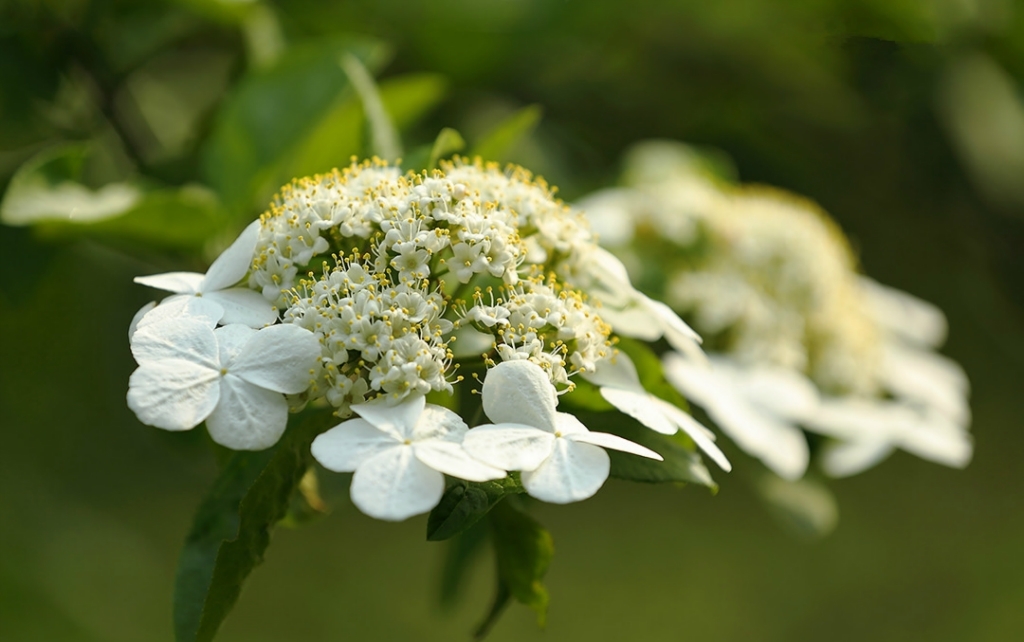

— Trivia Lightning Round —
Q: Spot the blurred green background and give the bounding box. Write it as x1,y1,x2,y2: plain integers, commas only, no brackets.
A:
2,0,1023,640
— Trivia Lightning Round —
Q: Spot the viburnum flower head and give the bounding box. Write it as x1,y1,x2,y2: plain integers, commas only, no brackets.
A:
463,360,663,504
134,221,278,329
311,395,505,521
127,316,321,450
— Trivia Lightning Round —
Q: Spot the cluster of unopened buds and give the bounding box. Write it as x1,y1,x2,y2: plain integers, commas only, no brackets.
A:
127,158,732,521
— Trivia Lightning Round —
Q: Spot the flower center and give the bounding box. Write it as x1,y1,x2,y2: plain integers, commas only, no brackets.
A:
220,368,229,376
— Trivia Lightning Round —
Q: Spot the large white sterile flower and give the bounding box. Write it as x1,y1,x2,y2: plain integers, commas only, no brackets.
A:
463,360,663,504
583,351,731,472
311,395,506,521
127,316,321,450
663,353,815,480
134,221,278,329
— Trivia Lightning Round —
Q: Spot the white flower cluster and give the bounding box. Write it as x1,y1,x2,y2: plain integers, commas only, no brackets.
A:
580,141,972,479
460,277,613,389
128,157,728,522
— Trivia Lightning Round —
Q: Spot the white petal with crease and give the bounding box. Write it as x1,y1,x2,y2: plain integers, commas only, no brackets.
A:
414,440,506,482
521,439,610,504
205,288,278,328
312,419,398,472
463,424,555,471
201,220,260,292
350,446,445,521
127,359,220,430
481,360,558,428
230,324,321,394
205,374,288,450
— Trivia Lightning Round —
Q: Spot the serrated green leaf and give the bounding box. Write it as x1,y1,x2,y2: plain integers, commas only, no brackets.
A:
427,476,523,542
481,499,553,634
470,105,542,163
201,37,389,213
173,411,334,642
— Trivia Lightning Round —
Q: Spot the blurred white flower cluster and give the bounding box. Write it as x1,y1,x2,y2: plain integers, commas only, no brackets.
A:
579,141,973,480
128,158,725,521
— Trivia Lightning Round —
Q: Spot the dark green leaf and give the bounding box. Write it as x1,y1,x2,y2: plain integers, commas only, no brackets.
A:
559,378,614,413
201,37,389,213
485,500,553,630
427,476,523,542
173,411,333,642
470,105,542,163
439,521,488,608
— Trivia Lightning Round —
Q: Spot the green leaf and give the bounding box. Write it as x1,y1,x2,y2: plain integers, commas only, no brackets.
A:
173,411,333,642
280,72,448,182
428,128,466,170
439,521,488,608
201,37,389,213
478,499,553,636
427,476,523,542
559,378,614,413
593,415,717,489
469,105,542,163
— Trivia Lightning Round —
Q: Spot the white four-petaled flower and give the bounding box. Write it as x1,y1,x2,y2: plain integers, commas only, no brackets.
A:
127,316,321,450
463,360,663,504
134,221,278,329
311,395,506,521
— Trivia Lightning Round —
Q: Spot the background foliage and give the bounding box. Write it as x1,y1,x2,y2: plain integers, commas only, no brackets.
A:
1,0,1023,640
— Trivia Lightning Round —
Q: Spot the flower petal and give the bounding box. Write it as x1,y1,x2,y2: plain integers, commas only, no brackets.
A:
205,374,288,450
584,351,644,393
521,438,610,504
820,439,895,478
200,220,260,292
214,324,258,365
128,301,156,341
481,360,558,429
352,395,427,440
135,295,224,330
205,288,279,328
414,440,506,482
599,387,677,435
412,404,469,442
228,324,322,394
566,430,663,461
130,316,220,368
350,446,444,521
311,418,398,472
705,398,809,480
860,277,947,348
655,398,733,472
134,271,204,294
462,424,555,471
879,343,971,426
127,359,220,430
